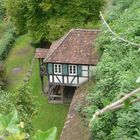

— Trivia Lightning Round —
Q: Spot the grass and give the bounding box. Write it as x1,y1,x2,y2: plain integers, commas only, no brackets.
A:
5,34,34,91
29,60,69,140
5,34,69,140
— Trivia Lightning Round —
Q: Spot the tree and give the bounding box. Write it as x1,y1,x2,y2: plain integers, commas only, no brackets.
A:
5,0,105,43
4,0,28,34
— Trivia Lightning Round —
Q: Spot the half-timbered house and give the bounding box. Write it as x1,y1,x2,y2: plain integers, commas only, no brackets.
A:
35,29,99,103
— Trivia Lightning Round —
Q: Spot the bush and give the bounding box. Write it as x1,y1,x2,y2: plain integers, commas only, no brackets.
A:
0,62,6,89
0,23,16,60
0,83,38,134
0,89,14,114
0,0,5,20
84,0,140,139
110,104,140,139
12,84,38,134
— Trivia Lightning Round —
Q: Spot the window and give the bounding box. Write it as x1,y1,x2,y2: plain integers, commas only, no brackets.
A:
54,64,62,74
69,65,77,75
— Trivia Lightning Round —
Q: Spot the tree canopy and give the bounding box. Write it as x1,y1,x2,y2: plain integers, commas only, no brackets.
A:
5,0,105,43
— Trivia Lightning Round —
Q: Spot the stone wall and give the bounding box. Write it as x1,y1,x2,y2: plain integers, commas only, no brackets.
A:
60,83,90,140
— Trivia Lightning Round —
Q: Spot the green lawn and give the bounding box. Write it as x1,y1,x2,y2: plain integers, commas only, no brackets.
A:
29,60,69,140
5,34,34,91
5,34,69,140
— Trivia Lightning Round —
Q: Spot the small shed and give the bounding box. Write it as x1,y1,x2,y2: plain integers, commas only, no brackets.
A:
35,29,99,103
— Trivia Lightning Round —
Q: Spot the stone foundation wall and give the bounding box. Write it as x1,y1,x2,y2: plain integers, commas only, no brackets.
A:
60,83,90,140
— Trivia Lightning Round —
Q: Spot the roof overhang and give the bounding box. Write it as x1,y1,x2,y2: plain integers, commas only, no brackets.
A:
35,48,49,59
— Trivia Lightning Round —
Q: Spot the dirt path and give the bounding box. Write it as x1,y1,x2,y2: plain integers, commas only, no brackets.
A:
5,34,34,91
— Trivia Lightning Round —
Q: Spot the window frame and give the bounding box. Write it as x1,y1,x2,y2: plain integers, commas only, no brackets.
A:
69,65,77,75
54,64,62,74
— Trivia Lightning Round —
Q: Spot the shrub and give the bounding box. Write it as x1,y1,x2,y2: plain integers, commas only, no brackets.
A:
0,0,5,20
0,23,16,60
0,83,38,134
84,0,140,139
0,62,6,89
0,89,14,114
12,84,38,134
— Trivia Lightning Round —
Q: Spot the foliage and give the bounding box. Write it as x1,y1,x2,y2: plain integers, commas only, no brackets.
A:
5,34,34,91
30,60,69,140
0,22,15,89
0,23,15,60
84,0,140,139
5,0,105,42
0,83,38,135
110,104,140,139
0,0,5,20
34,127,57,140
0,90,14,114
12,84,38,134
0,62,6,89
4,0,28,34
0,110,25,140
5,34,68,140
0,110,57,140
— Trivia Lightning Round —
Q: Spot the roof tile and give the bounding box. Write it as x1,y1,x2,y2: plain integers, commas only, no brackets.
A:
35,48,49,58
44,29,100,65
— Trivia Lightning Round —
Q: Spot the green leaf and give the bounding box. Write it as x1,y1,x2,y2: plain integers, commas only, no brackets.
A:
7,133,26,140
136,76,140,83
123,98,131,109
34,127,57,140
0,110,19,133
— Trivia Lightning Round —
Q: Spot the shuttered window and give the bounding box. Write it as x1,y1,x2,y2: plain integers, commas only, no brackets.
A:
47,63,53,74
54,64,62,74
69,65,77,75
63,64,68,75
77,65,82,76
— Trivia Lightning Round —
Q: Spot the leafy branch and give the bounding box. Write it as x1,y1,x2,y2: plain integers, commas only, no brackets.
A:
89,87,140,127
100,11,140,48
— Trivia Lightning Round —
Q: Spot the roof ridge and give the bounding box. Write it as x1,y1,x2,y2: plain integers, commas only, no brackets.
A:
43,29,74,62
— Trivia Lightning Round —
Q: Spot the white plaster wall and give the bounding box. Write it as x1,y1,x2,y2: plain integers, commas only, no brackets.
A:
57,76,63,83
64,76,67,83
49,75,53,82
72,77,77,84
79,77,88,84
54,76,59,83
82,65,88,70
54,75,63,83
68,77,73,83
82,71,88,76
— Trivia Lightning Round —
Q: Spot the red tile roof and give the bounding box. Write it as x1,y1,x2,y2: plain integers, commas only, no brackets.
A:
35,48,49,58
44,29,100,65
